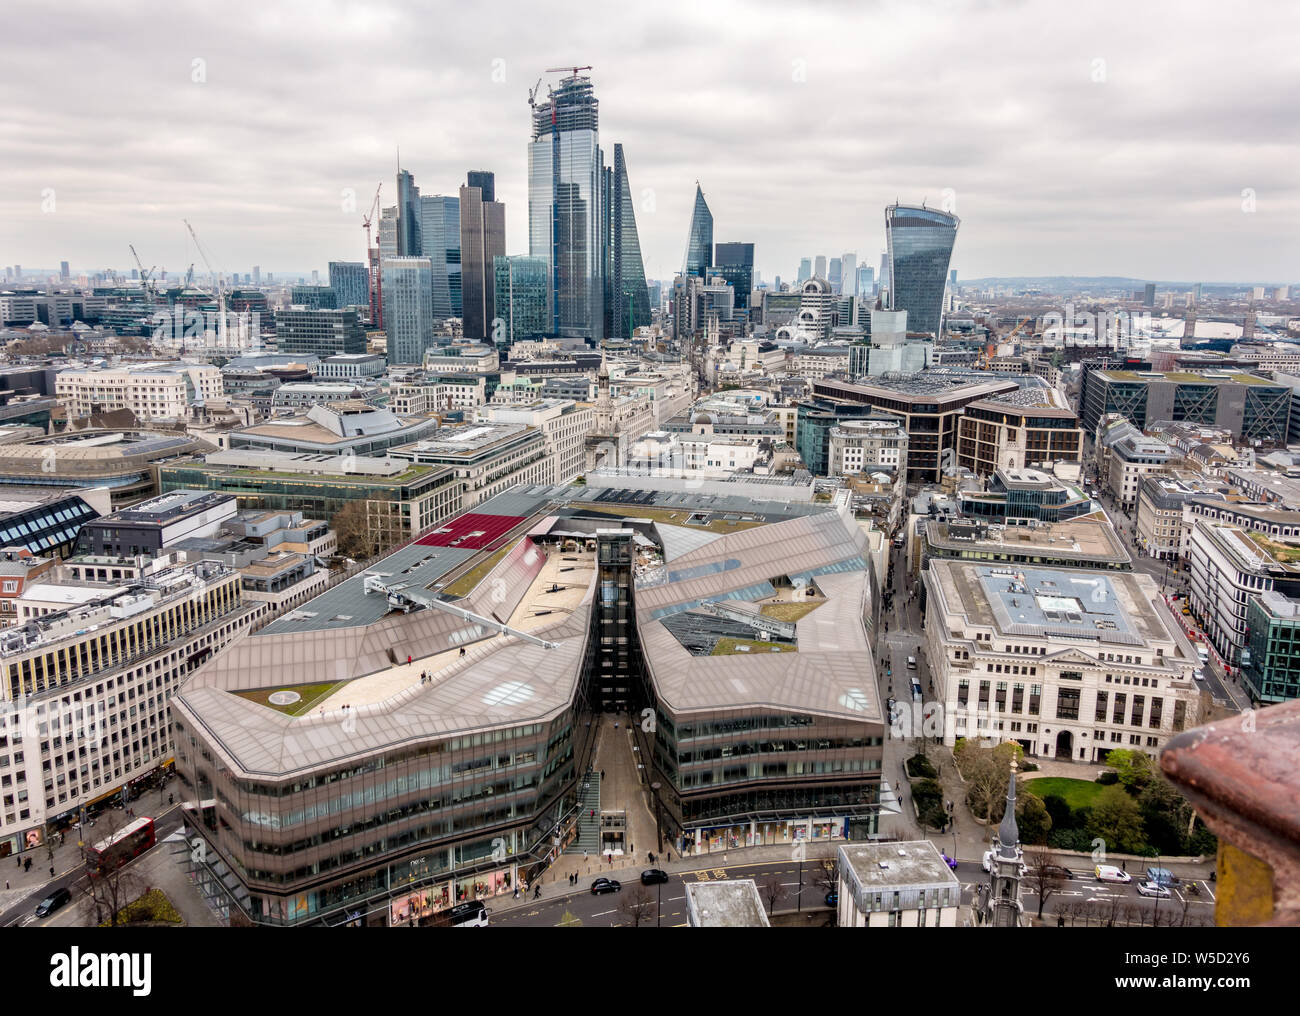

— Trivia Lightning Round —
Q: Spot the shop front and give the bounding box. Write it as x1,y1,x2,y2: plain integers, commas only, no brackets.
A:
685,817,851,855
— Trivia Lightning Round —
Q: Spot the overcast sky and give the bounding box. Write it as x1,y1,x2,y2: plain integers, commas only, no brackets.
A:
3,0,1298,285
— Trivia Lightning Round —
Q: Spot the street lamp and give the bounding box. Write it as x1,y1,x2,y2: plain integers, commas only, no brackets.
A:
650,782,663,854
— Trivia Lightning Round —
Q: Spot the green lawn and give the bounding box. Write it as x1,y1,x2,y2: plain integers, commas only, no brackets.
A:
711,637,796,656
235,681,348,716
442,543,515,598
758,601,823,622
1024,777,1108,809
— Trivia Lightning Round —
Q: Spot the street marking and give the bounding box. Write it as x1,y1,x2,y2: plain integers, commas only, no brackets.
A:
592,909,617,917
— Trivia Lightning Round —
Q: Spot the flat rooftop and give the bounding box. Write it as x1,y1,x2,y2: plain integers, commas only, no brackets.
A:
839,840,960,890
684,880,770,927
926,518,1130,565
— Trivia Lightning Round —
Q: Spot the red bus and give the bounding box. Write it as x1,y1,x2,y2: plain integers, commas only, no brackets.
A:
85,816,155,876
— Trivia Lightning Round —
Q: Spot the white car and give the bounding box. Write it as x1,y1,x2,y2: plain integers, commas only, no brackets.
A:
1136,880,1171,898
1095,864,1132,883
982,851,1028,876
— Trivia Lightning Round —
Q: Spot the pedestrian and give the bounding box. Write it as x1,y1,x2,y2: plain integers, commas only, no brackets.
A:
513,886,519,899
600,769,605,780
534,884,541,899
4,880,7,890
49,866,54,877
583,850,588,861
667,851,671,862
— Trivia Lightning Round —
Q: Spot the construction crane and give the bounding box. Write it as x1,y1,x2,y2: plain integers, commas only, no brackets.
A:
184,263,195,289
361,181,383,327
977,316,1032,369
183,219,228,349
543,64,592,79
128,244,157,302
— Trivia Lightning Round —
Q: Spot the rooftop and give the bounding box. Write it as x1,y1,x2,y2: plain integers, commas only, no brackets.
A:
839,839,961,890
684,880,770,927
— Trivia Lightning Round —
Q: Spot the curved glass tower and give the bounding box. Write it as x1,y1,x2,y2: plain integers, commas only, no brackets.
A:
885,204,959,337
683,184,713,278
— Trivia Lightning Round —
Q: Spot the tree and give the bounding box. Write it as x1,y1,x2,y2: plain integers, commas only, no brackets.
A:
1105,749,1155,792
1138,772,1197,855
956,739,1024,822
1042,794,1073,831
618,886,656,928
1017,791,1053,845
78,811,148,927
1023,848,1067,919
1087,785,1147,855
332,500,376,560
758,874,785,914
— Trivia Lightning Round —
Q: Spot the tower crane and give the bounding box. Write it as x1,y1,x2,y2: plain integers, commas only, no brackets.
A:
183,219,229,350
361,181,383,327
129,244,157,302
544,65,592,78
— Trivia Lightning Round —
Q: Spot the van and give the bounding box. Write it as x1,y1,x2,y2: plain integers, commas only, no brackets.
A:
35,887,72,918
911,680,923,703
1196,645,1209,663
906,656,917,670
1095,864,1131,884
1145,866,1179,888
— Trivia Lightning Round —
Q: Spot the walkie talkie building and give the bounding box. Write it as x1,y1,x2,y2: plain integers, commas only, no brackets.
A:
885,204,959,338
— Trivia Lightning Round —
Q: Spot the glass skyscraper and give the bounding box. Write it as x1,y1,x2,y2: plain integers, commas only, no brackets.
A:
382,257,434,365
606,143,651,338
683,183,713,278
420,195,461,320
713,242,754,310
529,73,606,340
494,255,550,345
328,261,370,310
885,204,959,337
396,170,421,256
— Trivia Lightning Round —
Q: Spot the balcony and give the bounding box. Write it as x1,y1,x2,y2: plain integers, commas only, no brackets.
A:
1161,698,1300,926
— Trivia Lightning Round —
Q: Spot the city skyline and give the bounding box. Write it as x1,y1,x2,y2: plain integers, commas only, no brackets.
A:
2,1,1299,285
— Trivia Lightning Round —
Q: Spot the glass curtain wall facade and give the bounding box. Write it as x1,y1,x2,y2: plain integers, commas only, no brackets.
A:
493,256,550,346
714,242,754,310
328,261,370,310
528,75,606,340
885,204,959,338
459,174,505,342
684,184,713,278
396,170,421,256
606,143,651,338
419,196,462,320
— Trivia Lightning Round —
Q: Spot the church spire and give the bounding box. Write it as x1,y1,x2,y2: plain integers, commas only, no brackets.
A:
997,753,1019,858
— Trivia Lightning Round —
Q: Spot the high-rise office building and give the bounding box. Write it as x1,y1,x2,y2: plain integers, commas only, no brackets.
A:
460,171,506,341
884,204,959,337
529,72,606,340
683,183,713,278
878,251,889,298
841,253,857,298
420,195,461,319
814,255,827,280
328,261,370,310
714,242,755,310
275,308,368,358
382,257,435,365
396,169,421,256
253,265,261,285
60,261,69,280
949,269,958,286
797,258,812,284
378,206,399,259
1143,283,1157,308
828,257,842,293
857,265,875,297
606,144,651,338
289,285,337,309
494,255,550,345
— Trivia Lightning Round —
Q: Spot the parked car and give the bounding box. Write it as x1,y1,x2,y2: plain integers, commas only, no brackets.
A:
35,887,71,918
983,851,1028,876
1040,864,1073,879
1095,864,1132,883
1136,880,1171,898
590,878,622,895
640,869,669,886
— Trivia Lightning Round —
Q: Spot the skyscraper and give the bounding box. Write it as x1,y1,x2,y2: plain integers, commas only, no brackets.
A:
494,255,550,345
814,255,827,280
683,183,713,278
713,242,755,310
1143,283,1156,308
396,169,421,256
828,257,842,293
382,257,434,365
606,144,651,338
420,195,461,319
328,261,370,310
885,204,959,337
460,171,506,341
797,258,812,284
841,253,857,298
529,71,606,340
378,207,399,259
60,261,70,280
857,264,875,297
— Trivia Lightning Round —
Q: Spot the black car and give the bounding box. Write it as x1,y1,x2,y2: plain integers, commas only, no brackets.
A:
590,878,622,895
1039,864,1074,880
640,869,669,886
35,887,72,918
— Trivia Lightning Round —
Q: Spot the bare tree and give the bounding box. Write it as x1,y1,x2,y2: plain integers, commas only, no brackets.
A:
811,856,839,898
758,874,785,915
618,886,656,928
78,810,148,927
1023,848,1067,920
